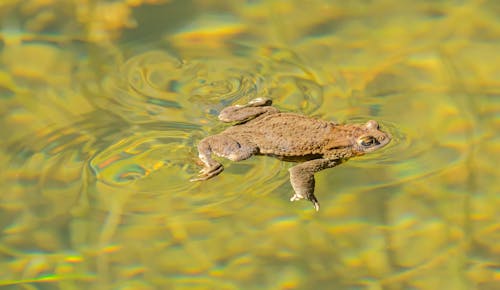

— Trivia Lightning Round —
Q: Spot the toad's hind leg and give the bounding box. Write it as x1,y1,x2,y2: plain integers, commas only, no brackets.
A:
218,97,279,122
190,135,258,181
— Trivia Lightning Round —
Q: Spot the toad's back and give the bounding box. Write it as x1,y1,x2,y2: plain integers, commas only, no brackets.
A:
224,113,338,156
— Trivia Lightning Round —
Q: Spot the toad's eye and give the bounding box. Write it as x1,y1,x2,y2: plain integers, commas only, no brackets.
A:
359,136,379,147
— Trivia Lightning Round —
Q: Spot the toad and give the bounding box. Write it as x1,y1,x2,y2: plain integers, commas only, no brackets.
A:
191,98,391,211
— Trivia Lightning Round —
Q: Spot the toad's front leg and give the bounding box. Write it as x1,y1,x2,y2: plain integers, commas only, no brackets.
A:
288,159,341,211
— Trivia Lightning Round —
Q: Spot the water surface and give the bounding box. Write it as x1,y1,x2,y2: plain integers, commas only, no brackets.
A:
0,0,498,289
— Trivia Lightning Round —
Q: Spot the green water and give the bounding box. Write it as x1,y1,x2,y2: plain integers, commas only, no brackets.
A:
0,0,498,289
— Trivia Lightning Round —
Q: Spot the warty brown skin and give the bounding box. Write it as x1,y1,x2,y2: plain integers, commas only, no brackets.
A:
191,98,391,211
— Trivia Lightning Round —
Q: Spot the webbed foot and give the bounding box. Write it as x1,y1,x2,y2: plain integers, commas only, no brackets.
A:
245,97,272,107
290,193,320,211
190,164,224,181
218,98,277,123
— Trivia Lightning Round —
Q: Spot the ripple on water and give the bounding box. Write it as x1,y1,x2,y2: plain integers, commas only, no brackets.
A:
97,51,186,124
342,114,466,192
97,50,269,125
97,50,327,128
189,156,289,214
89,123,199,192
4,122,95,220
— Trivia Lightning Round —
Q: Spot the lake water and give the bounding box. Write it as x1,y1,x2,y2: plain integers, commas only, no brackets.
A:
0,0,498,289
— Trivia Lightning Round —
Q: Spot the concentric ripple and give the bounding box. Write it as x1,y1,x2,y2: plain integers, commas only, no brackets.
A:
339,95,470,192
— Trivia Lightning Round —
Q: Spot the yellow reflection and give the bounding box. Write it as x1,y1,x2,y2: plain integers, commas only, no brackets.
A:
169,15,246,54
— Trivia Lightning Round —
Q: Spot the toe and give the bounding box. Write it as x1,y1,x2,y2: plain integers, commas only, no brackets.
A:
248,97,272,107
191,164,224,182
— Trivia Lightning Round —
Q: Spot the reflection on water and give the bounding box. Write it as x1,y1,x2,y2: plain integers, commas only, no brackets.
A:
0,0,499,289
